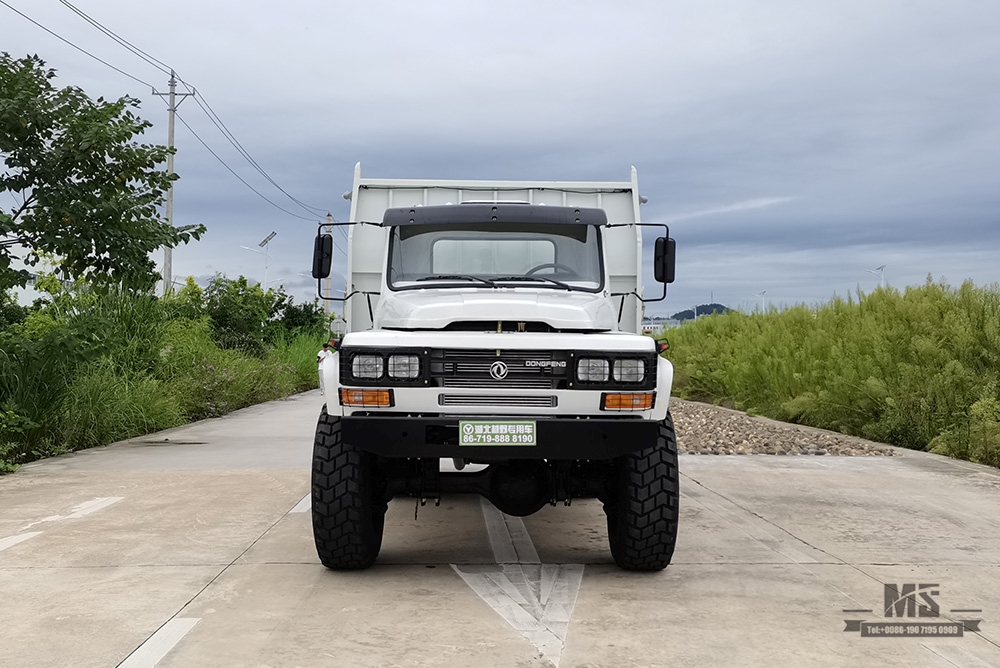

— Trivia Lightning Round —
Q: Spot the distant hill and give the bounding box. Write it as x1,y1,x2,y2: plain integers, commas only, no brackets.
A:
670,303,730,322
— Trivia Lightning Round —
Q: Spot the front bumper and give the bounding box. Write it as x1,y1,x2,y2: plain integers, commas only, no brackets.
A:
341,415,658,460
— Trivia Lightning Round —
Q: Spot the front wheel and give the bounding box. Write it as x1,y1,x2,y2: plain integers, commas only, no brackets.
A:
605,414,680,571
312,406,386,569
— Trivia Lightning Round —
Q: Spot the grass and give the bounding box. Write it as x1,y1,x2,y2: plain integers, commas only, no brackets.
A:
60,359,185,450
663,278,1000,467
0,288,326,471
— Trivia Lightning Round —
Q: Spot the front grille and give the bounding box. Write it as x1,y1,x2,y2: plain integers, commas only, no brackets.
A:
430,349,569,390
438,394,558,408
442,377,556,389
441,349,554,361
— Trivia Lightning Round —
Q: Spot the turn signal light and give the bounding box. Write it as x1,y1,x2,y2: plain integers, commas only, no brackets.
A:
340,389,393,407
602,393,654,411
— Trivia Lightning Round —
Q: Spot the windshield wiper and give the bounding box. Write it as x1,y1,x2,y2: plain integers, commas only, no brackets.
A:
414,274,496,286
493,275,574,291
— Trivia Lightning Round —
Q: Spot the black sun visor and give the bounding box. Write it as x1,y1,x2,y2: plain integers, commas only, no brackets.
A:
382,203,608,227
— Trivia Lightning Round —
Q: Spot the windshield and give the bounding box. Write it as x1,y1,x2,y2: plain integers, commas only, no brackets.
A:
387,222,604,292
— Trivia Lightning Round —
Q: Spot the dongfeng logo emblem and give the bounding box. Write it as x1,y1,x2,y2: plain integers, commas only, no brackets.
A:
490,361,509,380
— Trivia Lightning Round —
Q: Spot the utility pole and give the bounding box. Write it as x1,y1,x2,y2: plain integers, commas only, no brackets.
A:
153,71,194,295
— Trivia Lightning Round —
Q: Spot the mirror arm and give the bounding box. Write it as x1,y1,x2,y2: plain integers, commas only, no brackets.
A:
314,287,380,304
605,222,671,299
640,283,668,303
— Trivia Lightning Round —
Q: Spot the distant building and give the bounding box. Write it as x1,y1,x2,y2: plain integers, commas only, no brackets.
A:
641,317,682,335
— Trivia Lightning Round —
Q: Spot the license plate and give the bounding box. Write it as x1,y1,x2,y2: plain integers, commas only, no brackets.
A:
459,420,537,446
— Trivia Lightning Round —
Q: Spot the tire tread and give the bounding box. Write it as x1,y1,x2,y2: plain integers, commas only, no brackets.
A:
607,413,680,571
312,407,384,569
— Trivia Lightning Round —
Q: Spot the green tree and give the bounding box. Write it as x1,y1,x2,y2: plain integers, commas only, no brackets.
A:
163,275,206,321
0,53,204,291
0,289,27,330
203,274,286,357
277,299,327,338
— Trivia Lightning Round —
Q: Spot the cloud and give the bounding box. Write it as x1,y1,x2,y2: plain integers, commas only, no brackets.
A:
3,0,999,315
662,197,798,224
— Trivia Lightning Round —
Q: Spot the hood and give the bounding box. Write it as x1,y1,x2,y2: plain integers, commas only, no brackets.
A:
374,288,618,331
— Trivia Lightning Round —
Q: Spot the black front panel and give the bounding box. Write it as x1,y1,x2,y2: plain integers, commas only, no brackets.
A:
569,351,658,391
342,415,657,460
339,347,431,387
339,346,658,391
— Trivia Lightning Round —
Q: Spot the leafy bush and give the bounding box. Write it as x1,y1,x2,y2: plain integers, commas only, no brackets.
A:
929,396,1000,467
0,322,107,449
199,275,329,357
202,275,283,357
0,280,325,472
156,317,298,420
276,299,327,338
0,409,38,472
268,330,328,387
0,290,26,329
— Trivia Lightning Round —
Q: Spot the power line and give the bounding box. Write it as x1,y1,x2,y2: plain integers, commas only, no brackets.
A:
55,0,172,75
184,84,329,218
4,0,333,224
57,0,329,219
174,111,317,222
55,0,332,220
0,0,153,88
53,0,331,219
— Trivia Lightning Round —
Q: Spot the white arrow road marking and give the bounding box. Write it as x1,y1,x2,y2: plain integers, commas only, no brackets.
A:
118,618,200,668
453,498,584,667
0,532,42,553
290,494,311,513
21,496,124,530
481,497,540,564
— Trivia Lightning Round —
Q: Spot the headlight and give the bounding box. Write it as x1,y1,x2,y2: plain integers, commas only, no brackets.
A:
577,358,609,382
388,354,420,379
613,359,645,383
351,354,383,379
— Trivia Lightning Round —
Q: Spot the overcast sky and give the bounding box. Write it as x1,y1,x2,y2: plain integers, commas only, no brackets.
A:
3,0,999,315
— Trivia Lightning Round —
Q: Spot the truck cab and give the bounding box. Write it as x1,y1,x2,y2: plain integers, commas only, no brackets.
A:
310,165,678,571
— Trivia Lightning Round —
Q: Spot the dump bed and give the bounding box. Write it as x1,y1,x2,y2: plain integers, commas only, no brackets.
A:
340,163,645,333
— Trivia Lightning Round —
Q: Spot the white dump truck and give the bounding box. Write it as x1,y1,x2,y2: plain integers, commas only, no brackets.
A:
310,164,678,570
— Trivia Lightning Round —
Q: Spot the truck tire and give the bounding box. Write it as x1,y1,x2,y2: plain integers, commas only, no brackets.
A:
312,406,386,569
605,413,679,571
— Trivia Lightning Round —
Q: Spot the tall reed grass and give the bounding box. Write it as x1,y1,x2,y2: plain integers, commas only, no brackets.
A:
665,279,1000,467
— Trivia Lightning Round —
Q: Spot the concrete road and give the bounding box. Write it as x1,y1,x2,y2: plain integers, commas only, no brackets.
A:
2,391,1000,668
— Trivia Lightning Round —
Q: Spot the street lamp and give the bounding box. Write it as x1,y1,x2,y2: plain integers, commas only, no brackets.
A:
866,264,886,289
753,290,767,313
240,231,277,288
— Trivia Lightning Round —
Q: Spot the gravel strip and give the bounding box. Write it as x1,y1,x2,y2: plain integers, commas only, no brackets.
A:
670,398,897,456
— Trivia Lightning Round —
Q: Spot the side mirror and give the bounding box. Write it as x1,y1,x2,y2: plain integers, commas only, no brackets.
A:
654,237,676,284
312,233,333,279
